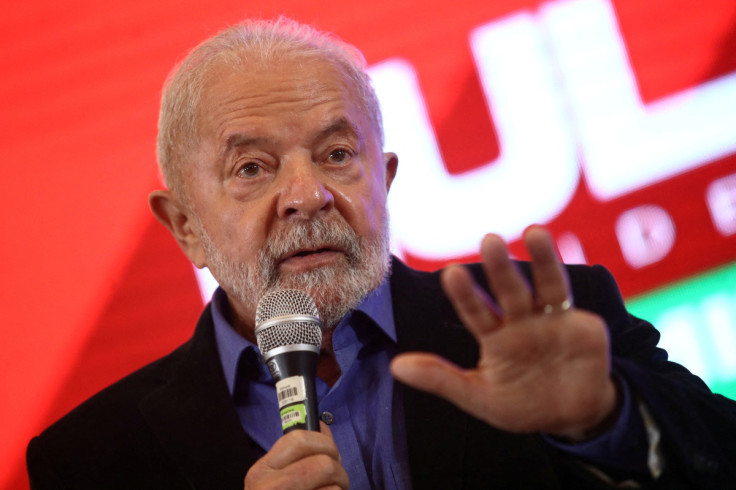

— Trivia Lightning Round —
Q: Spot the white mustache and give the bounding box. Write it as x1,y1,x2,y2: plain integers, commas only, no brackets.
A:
259,219,363,280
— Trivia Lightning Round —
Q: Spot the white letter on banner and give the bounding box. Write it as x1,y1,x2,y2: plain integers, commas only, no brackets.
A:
369,11,578,259
615,205,675,268
540,0,736,200
707,173,736,236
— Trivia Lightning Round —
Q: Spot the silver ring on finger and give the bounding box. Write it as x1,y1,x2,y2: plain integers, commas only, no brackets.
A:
542,298,572,315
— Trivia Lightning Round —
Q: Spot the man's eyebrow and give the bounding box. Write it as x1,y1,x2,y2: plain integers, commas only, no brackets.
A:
220,134,269,157
313,117,362,143
218,118,361,157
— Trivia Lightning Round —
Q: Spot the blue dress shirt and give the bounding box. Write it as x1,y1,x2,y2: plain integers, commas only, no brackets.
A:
212,280,412,489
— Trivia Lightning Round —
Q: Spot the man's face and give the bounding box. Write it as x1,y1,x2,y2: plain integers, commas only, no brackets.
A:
181,55,397,335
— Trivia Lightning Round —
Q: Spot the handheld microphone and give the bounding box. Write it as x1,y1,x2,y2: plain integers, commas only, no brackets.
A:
255,289,322,433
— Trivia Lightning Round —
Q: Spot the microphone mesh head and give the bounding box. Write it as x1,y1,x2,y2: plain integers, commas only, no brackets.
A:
255,289,322,356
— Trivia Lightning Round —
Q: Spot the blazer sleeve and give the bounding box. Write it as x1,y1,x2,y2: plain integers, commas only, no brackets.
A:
580,264,736,488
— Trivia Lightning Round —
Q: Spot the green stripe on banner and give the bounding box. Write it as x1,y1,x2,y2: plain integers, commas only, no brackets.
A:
626,261,736,400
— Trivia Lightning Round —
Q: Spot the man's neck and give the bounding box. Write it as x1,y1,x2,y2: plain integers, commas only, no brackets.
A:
318,351,341,387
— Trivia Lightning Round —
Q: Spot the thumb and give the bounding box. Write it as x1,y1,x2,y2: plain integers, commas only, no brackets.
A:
319,421,334,439
390,353,475,408
319,421,342,464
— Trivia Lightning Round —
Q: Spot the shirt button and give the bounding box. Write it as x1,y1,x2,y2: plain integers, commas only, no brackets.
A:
320,411,335,425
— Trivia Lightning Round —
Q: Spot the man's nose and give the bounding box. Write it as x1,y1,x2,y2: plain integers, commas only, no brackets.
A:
276,158,334,220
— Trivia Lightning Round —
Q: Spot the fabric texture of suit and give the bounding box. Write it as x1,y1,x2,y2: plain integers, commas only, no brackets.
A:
27,259,736,489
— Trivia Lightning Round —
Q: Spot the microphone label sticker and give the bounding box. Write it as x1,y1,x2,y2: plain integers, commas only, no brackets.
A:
276,376,307,409
280,403,307,430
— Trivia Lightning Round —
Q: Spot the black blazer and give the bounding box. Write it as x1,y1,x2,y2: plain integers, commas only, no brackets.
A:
27,259,736,489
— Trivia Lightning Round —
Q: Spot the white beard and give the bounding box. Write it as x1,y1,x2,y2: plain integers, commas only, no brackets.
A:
199,213,391,331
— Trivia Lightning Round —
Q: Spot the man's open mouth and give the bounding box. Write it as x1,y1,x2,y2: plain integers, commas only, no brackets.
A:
278,247,343,265
291,247,334,258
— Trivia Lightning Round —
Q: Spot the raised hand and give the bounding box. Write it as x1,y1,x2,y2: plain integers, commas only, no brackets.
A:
244,423,349,490
390,226,617,440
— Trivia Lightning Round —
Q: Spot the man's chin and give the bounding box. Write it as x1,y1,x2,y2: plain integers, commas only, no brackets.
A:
273,261,347,290
271,263,371,328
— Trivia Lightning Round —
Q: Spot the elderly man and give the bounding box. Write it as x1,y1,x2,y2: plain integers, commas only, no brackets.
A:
28,18,736,489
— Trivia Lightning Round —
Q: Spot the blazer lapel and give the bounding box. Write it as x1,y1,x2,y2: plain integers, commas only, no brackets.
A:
139,306,258,489
391,259,566,488
391,259,480,489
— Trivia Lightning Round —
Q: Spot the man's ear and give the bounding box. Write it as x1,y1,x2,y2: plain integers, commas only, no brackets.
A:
149,190,207,268
383,152,398,193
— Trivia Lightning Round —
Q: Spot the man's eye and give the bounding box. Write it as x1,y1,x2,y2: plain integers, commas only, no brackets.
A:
236,163,261,178
328,149,351,164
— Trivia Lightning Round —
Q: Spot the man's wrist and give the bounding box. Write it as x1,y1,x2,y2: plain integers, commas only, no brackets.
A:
542,371,651,474
552,376,622,444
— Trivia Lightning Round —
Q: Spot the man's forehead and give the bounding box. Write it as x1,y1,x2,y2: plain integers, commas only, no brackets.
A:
197,56,371,143
203,54,353,102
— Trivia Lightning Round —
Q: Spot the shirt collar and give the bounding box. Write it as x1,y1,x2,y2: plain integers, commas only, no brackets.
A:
353,276,396,343
211,287,254,395
211,277,395,396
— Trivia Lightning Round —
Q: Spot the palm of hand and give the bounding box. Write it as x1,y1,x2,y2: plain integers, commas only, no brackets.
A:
468,308,613,435
391,227,617,439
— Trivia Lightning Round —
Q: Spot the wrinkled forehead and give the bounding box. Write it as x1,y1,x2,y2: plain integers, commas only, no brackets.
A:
195,53,375,143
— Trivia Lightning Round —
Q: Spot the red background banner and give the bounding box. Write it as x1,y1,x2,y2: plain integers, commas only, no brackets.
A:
3,1,735,487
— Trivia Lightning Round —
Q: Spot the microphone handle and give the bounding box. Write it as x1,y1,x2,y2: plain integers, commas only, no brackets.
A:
265,350,320,433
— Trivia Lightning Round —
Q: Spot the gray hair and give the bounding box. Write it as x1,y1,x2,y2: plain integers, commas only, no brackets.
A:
157,17,384,199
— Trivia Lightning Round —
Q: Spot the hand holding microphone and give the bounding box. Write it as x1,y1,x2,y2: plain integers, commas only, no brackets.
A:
242,423,348,489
